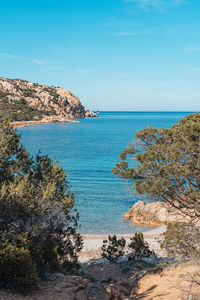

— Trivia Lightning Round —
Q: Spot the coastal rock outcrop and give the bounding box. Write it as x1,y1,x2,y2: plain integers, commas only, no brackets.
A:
85,110,98,118
0,77,97,124
125,201,200,226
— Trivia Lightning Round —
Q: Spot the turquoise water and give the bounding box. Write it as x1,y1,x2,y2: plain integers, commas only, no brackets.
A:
18,111,193,234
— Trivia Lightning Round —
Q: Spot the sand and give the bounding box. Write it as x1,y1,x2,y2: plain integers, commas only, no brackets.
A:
136,263,200,300
80,226,167,262
11,119,79,128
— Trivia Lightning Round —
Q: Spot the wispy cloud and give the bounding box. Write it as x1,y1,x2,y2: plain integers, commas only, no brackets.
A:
123,0,185,12
115,30,150,36
185,46,200,51
32,59,46,65
115,24,181,38
74,68,135,78
74,69,108,73
189,67,200,72
0,52,46,65
162,24,182,35
0,53,17,59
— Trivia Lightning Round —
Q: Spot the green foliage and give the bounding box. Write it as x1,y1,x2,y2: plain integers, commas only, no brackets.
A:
160,223,200,260
0,93,43,121
128,233,154,261
0,115,83,293
0,245,39,294
101,235,126,262
113,113,200,218
0,91,8,97
0,91,56,122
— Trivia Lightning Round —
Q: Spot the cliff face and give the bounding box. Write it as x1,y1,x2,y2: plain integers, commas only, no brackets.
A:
0,77,97,123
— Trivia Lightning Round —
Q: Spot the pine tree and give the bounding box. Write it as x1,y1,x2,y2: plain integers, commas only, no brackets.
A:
113,113,200,219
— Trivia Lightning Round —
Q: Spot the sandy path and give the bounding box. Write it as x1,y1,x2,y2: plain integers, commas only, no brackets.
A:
136,263,200,300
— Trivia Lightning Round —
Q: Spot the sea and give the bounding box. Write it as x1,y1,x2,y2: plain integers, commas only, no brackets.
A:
18,111,193,234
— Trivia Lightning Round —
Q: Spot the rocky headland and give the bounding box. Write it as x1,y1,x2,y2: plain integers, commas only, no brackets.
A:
125,200,200,226
0,77,97,127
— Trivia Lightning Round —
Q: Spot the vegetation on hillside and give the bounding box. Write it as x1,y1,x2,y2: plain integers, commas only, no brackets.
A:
0,91,56,122
0,115,83,293
0,77,88,122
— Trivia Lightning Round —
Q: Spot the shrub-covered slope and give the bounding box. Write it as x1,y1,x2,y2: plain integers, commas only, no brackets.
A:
0,77,96,122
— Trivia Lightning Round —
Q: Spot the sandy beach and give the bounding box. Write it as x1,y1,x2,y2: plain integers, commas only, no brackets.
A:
11,119,79,129
80,225,166,262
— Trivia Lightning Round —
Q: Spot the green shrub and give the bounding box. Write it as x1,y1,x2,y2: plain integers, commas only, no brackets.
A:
128,233,154,261
0,93,56,122
160,223,200,260
0,91,8,97
101,235,126,262
0,245,39,294
23,235,61,274
0,116,83,293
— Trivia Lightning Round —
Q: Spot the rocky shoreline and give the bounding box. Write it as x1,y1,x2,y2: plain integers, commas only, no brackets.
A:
12,109,97,128
125,200,200,226
11,117,79,129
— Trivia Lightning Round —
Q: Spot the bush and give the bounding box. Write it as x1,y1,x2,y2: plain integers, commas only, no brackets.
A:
23,235,62,275
128,233,154,261
101,235,126,262
160,223,200,260
0,92,57,122
0,232,60,275
0,116,83,293
0,91,8,97
0,245,39,294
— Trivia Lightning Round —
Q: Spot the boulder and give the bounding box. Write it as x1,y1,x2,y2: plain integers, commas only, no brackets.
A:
125,201,200,226
85,110,98,118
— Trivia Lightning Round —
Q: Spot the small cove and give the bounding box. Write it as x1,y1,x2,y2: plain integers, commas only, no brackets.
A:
18,111,192,234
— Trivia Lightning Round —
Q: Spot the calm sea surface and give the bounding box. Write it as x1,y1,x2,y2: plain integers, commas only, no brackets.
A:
18,111,193,234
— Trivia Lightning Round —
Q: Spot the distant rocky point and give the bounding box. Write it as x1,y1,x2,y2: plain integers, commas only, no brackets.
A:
0,77,97,126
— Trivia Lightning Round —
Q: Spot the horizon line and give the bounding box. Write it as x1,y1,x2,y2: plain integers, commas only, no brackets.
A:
93,110,199,112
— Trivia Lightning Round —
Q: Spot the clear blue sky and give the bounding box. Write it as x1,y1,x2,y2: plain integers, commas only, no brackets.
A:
0,0,200,111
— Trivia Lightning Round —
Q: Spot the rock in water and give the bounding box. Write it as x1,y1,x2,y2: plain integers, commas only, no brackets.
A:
85,110,98,118
125,200,200,226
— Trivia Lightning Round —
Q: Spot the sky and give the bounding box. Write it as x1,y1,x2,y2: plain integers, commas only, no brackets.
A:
0,0,200,111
